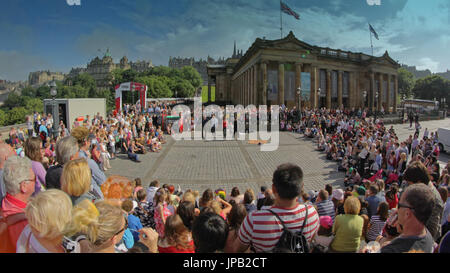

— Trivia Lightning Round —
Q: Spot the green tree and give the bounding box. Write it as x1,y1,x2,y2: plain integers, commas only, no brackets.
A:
180,66,203,89
398,68,415,98
137,75,172,98
24,98,43,113
72,73,96,90
8,107,28,125
21,86,36,98
173,79,195,98
4,92,26,109
36,85,51,99
412,75,450,103
0,109,7,126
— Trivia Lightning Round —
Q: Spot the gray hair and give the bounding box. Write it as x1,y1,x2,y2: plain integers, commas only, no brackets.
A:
56,136,79,165
3,156,32,195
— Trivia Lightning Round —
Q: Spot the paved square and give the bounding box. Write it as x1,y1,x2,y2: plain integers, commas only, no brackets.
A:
104,118,450,195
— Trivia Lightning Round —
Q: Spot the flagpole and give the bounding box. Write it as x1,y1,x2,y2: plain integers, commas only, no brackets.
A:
369,24,374,56
280,0,283,38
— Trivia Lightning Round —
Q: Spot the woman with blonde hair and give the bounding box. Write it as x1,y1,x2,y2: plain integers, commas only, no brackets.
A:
157,214,195,253
61,158,95,205
24,137,46,195
330,196,364,253
66,200,140,253
16,189,77,253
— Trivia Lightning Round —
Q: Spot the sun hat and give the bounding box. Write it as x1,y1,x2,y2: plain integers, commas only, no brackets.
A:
319,216,333,229
332,189,344,201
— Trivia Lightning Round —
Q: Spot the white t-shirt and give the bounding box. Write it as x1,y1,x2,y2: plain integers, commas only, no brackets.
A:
17,225,80,253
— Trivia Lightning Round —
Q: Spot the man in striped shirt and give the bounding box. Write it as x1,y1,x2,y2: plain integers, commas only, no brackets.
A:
231,163,320,253
315,190,336,222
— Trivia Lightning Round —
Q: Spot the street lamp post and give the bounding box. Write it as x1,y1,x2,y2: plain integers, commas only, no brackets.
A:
318,88,322,109
297,87,302,121
375,91,379,120
49,80,60,139
362,91,367,109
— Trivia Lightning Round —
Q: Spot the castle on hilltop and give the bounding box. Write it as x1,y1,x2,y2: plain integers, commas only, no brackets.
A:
67,49,154,88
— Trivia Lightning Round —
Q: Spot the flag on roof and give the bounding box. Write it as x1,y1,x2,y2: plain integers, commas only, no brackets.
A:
369,24,379,40
281,1,300,20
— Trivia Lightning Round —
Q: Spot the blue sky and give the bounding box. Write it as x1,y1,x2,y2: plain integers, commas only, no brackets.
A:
0,0,449,81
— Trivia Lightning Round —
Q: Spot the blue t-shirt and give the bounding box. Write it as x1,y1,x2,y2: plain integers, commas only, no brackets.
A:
365,195,386,218
127,214,143,242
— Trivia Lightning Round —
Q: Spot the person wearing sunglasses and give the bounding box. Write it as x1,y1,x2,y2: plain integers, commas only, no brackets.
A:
380,183,435,253
402,161,444,242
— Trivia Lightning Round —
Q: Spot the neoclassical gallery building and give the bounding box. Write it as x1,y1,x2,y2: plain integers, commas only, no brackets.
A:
207,31,400,112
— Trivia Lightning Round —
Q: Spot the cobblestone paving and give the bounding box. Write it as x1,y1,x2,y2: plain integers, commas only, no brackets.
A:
104,118,450,195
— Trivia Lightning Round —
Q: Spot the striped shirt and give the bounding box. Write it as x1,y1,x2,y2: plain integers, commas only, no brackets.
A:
238,204,320,253
366,215,386,242
316,200,336,221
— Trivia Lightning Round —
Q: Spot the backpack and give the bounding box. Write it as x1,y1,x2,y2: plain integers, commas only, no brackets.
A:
267,206,310,253
0,212,27,253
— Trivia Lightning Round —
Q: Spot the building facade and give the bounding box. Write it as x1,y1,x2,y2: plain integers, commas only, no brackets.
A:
68,52,153,88
28,71,66,86
169,56,229,85
208,32,400,112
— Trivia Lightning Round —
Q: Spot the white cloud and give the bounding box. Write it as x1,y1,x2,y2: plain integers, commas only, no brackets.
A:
416,57,439,73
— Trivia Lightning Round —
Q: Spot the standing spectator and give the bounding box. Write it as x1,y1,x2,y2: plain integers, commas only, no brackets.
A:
154,188,173,238
70,127,106,200
45,136,79,190
192,212,229,253
0,156,35,253
403,161,444,242
157,214,195,253
24,137,46,195
232,163,320,253
16,189,76,253
366,201,389,242
0,143,18,199
315,189,336,221
61,158,96,206
330,196,364,252
380,183,436,253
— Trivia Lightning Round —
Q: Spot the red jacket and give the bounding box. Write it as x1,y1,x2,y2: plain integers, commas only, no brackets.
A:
1,194,28,253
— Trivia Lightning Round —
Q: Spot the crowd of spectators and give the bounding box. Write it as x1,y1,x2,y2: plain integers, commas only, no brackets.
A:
0,104,449,253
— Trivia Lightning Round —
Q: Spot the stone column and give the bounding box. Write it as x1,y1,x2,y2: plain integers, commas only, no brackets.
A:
253,65,258,106
208,76,212,103
378,73,383,112
370,72,375,111
338,71,343,108
295,63,303,109
394,75,398,112
310,65,317,109
387,74,391,113
326,69,332,109
261,62,267,106
278,63,285,106
349,72,354,108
